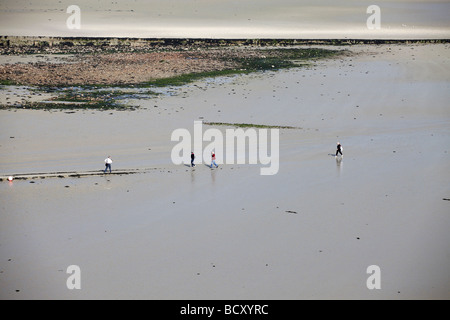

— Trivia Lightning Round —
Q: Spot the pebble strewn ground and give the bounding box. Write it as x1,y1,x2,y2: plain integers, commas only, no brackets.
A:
0,50,243,86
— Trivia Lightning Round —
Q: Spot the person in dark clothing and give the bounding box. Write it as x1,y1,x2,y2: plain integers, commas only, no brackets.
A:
191,152,195,167
336,142,343,157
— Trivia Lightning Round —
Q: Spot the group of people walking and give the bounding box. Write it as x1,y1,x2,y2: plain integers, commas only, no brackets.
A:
103,143,342,174
102,151,219,174
191,151,218,168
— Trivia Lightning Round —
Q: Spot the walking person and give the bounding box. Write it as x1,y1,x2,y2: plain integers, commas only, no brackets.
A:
210,151,219,168
191,152,196,167
335,142,343,158
104,156,113,174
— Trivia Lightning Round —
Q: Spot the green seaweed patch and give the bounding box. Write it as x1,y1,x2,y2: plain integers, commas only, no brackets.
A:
55,89,133,102
269,48,339,60
145,69,246,87
42,87,158,109
144,48,341,88
0,79,19,86
0,86,160,110
238,57,297,71
204,121,301,129
1,100,136,111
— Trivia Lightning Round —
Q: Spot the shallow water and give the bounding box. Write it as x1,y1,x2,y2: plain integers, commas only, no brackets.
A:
0,44,449,299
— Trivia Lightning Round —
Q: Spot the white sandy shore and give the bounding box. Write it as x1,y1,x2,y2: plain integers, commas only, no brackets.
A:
0,43,449,299
1,0,450,39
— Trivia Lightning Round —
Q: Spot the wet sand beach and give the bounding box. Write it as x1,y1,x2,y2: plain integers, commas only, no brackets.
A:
0,42,449,299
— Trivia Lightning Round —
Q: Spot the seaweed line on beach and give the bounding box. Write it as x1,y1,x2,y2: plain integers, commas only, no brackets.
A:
203,121,302,129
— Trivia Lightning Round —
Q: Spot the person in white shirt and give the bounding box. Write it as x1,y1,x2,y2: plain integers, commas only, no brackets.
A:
104,156,113,173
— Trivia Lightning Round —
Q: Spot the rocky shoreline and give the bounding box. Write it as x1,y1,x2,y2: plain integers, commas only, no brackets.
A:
1,36,446,110
1,36,448,54
0,37,345,87
0,50,240,86
1,36,447,87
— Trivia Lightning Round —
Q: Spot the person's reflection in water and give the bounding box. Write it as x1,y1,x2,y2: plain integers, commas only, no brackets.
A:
211,165,216,184
336,156,343,176
191,167,195,184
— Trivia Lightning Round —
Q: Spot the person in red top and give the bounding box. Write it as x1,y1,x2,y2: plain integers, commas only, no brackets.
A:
210,151,219,168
